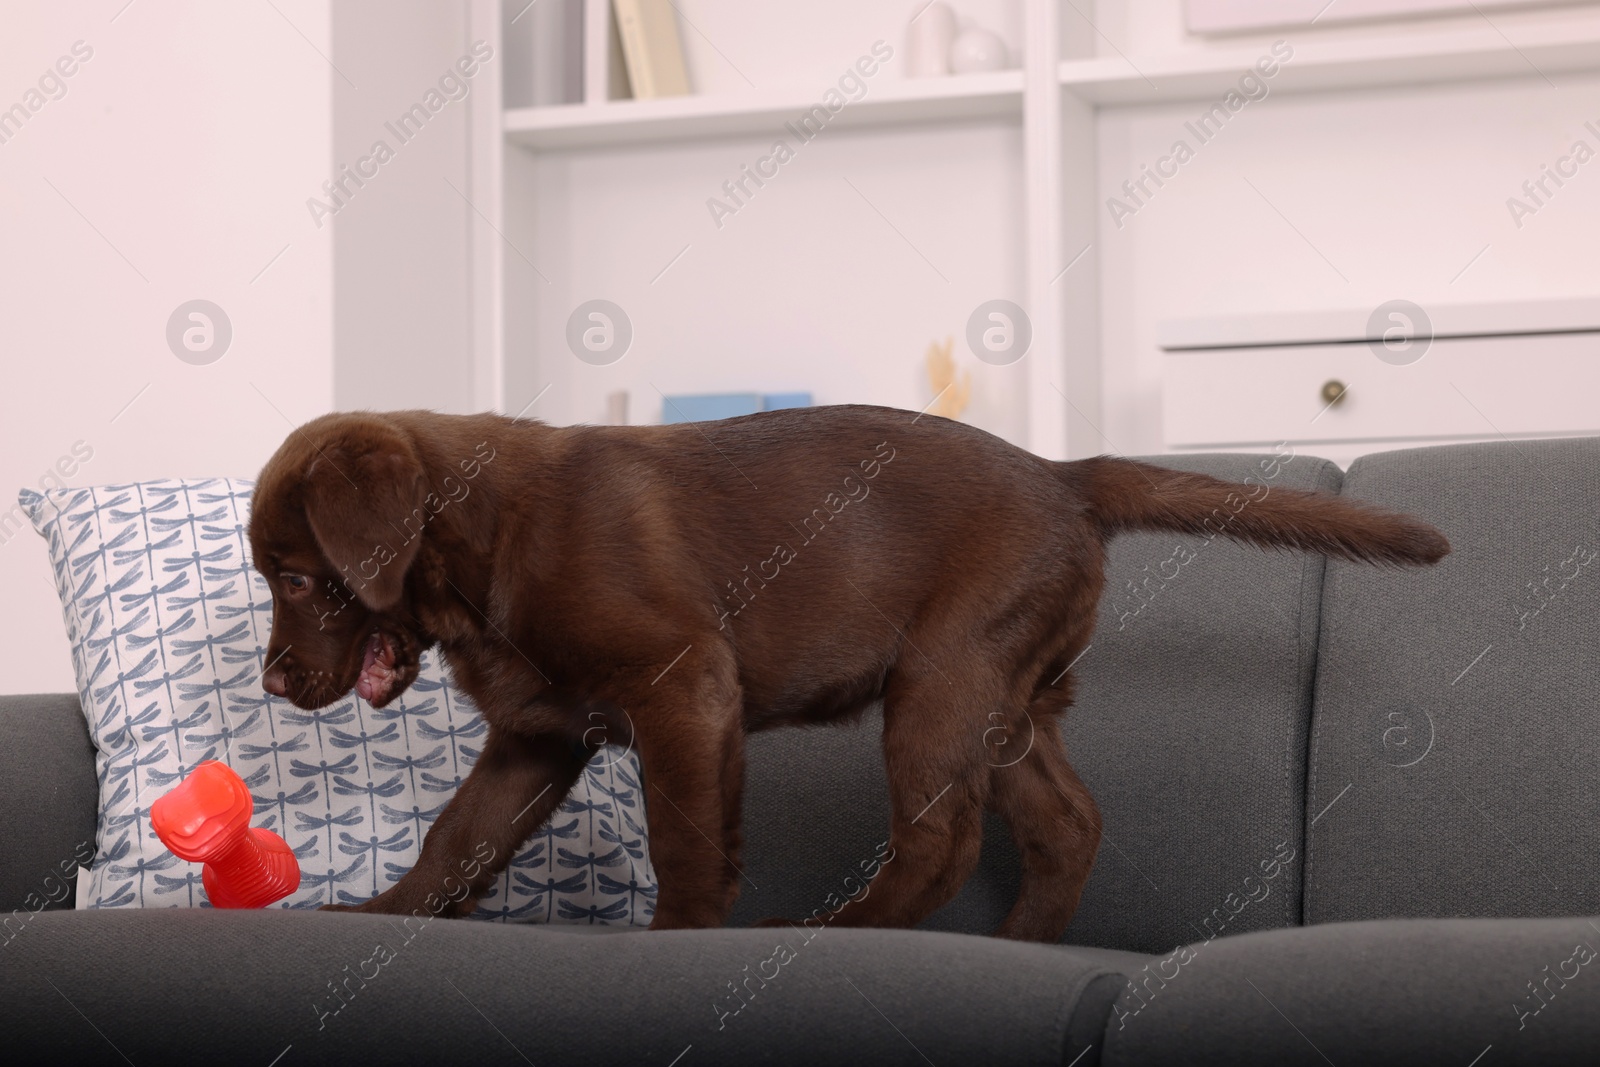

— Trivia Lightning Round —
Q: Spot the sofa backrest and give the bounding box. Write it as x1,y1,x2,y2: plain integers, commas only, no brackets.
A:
0,693,98,916
1058,452,1334,951
44,443,1563,941
735,452,1337,953
1305,438,1600,923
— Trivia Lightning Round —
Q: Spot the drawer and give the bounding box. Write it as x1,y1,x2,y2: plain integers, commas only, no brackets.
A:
1163,332,1600,448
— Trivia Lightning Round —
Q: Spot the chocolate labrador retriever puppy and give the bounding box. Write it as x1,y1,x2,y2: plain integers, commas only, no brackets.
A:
249,406,1447,940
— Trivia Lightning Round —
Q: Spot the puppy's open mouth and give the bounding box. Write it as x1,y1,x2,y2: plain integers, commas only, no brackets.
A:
357,631,402,706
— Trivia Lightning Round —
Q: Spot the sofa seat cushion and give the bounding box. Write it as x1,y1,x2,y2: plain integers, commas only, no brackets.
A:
6,911,1126,1066
1101,917,1600,1065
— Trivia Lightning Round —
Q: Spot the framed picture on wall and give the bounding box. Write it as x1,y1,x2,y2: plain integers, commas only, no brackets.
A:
1186,0,1594,33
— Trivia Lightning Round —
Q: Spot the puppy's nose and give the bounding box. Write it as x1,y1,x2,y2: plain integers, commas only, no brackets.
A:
262,665,288,697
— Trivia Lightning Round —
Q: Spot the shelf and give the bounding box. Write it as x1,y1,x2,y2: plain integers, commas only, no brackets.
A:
504,70,1023,150
1060,24,1600,105
504,24,1600,149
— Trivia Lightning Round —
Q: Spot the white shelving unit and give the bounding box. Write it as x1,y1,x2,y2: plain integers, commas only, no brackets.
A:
469,0,1600,461
504,69,1025,150
502,15,1600,147
479,0,1087,458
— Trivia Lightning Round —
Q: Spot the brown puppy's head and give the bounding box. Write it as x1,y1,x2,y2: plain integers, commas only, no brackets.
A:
248,413,431,710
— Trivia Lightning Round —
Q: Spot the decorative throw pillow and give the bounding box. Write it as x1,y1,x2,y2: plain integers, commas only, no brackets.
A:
22,479,656,925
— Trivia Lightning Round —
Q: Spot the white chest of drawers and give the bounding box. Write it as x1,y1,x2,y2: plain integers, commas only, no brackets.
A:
1160,299,1600,467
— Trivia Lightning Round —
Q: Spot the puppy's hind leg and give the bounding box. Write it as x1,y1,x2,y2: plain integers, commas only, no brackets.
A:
987,701,1101,942
807,671,995,931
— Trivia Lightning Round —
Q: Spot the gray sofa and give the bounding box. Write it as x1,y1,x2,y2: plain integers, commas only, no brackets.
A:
5,440,1598,1065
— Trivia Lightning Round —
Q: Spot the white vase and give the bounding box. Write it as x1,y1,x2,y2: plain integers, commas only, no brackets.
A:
949,27,1009,74
906,2,957,78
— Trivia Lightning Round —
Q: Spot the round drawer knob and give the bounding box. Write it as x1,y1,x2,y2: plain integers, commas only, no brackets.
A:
1320,379,1348,407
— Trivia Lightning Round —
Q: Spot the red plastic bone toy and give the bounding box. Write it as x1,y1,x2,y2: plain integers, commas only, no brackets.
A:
151,760,300,909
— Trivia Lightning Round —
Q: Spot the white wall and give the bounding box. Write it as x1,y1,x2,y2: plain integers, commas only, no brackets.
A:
1090,1,1600,456
0,0,334,694
330,0,482,413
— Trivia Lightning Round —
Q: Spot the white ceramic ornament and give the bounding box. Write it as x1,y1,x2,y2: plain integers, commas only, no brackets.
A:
906,2,957,77
949,27,1009,74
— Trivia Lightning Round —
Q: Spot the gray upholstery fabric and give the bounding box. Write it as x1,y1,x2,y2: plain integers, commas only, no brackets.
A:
1062,452,1338,951
730,704,900,928
733,454,1338,953
4,910,1121,1066
727,705,1031,940
0,693,97,913
1307,439,1600,923
1101,917,1600,1065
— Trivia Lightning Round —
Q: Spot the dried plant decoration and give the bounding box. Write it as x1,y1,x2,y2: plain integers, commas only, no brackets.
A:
924,336,971,421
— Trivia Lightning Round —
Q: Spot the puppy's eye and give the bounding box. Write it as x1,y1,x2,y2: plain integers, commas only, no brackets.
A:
283,574,309,592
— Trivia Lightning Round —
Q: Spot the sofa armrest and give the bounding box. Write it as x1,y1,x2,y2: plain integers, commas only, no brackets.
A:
0,693,97,913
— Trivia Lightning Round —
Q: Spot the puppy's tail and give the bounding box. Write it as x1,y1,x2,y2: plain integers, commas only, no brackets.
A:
1070,456,1449,566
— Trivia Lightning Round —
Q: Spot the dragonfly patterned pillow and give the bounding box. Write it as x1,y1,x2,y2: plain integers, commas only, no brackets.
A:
21,479,656,925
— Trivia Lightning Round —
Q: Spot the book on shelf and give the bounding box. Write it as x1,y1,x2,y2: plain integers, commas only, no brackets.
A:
607,6,633,101
502,0,583,107
612,0,691,100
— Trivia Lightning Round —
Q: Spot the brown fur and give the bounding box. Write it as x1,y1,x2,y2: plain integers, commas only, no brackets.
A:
248,405,1448,940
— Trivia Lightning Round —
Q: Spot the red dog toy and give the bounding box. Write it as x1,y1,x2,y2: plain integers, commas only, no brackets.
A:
151,760,300,909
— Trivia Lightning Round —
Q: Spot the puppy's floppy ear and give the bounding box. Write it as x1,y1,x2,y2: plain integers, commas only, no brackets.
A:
301,422,426,611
